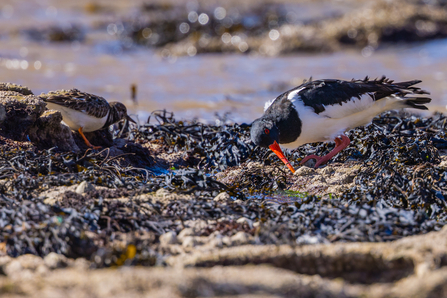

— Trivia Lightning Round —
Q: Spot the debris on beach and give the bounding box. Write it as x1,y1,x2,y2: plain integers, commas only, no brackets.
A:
1,83,447,270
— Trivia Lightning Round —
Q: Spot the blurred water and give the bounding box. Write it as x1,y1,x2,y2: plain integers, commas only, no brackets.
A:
0,1,446,124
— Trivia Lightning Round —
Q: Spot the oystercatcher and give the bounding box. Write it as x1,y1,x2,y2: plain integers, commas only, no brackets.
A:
251,76,431,172
41,89,135,149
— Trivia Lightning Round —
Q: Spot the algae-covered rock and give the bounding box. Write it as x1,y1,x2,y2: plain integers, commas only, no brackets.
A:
0,89,46,140
27,110,80,152
0,82,33,95
0,83,82,151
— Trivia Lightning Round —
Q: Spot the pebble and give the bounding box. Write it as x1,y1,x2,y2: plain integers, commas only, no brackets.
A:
178,228,195,242
294,166,317,176
296,234,330,245
319,166,335,176
159,231,177,245
213,192,231,203
3,254,43,277
155,188,171,197
43,252,69,270
75,181,95,194
230,231,252,246
236,217,253,229
182,236,197,248
222,236,232,247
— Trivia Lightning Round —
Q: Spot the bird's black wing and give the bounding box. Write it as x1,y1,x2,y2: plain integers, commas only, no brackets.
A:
291,76,429,115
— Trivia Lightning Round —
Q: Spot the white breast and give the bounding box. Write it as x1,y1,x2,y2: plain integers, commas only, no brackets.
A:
280,93,400,150
46,103,108,132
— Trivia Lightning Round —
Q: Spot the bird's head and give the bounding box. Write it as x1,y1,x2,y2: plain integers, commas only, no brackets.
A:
250,118,279,148
250,118,295,173
110,102,136,124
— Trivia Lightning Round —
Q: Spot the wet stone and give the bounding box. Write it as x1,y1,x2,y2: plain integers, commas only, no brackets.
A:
159,231,178,245
230,231,253,246
213,192,231,203
76,181,95,194
294,166,317,176
43,253,69,270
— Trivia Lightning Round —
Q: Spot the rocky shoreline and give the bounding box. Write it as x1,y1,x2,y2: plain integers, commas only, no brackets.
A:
1,82,447,297
11,0,447,57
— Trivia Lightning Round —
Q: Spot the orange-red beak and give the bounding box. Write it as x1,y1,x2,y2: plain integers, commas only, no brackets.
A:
269,141,295,173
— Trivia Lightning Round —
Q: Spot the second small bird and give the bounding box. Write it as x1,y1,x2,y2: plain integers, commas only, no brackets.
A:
41,89,135,149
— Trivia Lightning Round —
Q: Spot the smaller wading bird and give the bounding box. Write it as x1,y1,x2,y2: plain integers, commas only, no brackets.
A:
41,89,135,149
250,76,431,173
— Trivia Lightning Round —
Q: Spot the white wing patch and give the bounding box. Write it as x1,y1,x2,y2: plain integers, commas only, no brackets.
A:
264,87,306,112
264,98,276,112
287,87,305,100
319,93,376,119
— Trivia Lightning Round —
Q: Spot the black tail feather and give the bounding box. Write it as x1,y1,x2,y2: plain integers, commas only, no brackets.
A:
404,97,432,110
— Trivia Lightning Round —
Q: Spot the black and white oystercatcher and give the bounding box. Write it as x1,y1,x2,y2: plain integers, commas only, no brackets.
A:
250,76,431,172
41,89,135,149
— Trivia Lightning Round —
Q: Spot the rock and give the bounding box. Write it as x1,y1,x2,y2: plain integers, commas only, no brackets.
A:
76,181,96,194
178,228,195,242
182,236,197,248
311,175,327,183
153,188,183,204
294,166,317,176
0,265,366,297
207,237,223,249
296,234,330,245
3,254,43,277
318,166,335,176
0,83,83,151
43,253,69,270
213,192,231,203
0,82,33,95
222,236,232,247
0,89,46,140
0,255,12,273
155,188,171,197
3,227,447,297
236,217,253,229
159,231,177,245
230,231,252,246
41,185,79,205
73,258,91,271
28,110,80,152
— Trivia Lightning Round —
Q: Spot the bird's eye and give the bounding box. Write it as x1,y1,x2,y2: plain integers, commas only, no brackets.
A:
264,128,270,134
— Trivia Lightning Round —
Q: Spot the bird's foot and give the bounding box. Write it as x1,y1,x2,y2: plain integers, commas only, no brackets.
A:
300,135,351,169
78,127,102,150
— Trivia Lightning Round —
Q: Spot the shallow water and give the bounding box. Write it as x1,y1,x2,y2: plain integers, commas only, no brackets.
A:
1,0,447,124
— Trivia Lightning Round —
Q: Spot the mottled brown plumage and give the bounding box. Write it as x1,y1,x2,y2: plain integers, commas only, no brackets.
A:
40,89,135,149
43,89,110,119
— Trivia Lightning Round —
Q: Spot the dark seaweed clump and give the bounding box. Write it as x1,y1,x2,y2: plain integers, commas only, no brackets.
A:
1,111,447,267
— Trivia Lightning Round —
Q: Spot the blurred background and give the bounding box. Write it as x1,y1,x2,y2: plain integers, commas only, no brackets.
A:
1,0,447,123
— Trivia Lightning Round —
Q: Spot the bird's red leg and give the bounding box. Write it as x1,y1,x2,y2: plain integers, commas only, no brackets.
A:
300,135,350,168
78,127,101,150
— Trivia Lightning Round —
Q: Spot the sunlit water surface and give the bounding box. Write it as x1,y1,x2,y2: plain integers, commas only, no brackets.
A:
1,1,447,124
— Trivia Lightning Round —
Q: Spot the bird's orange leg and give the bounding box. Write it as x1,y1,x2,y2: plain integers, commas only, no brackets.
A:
78,127,101,150
300,135,350,168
